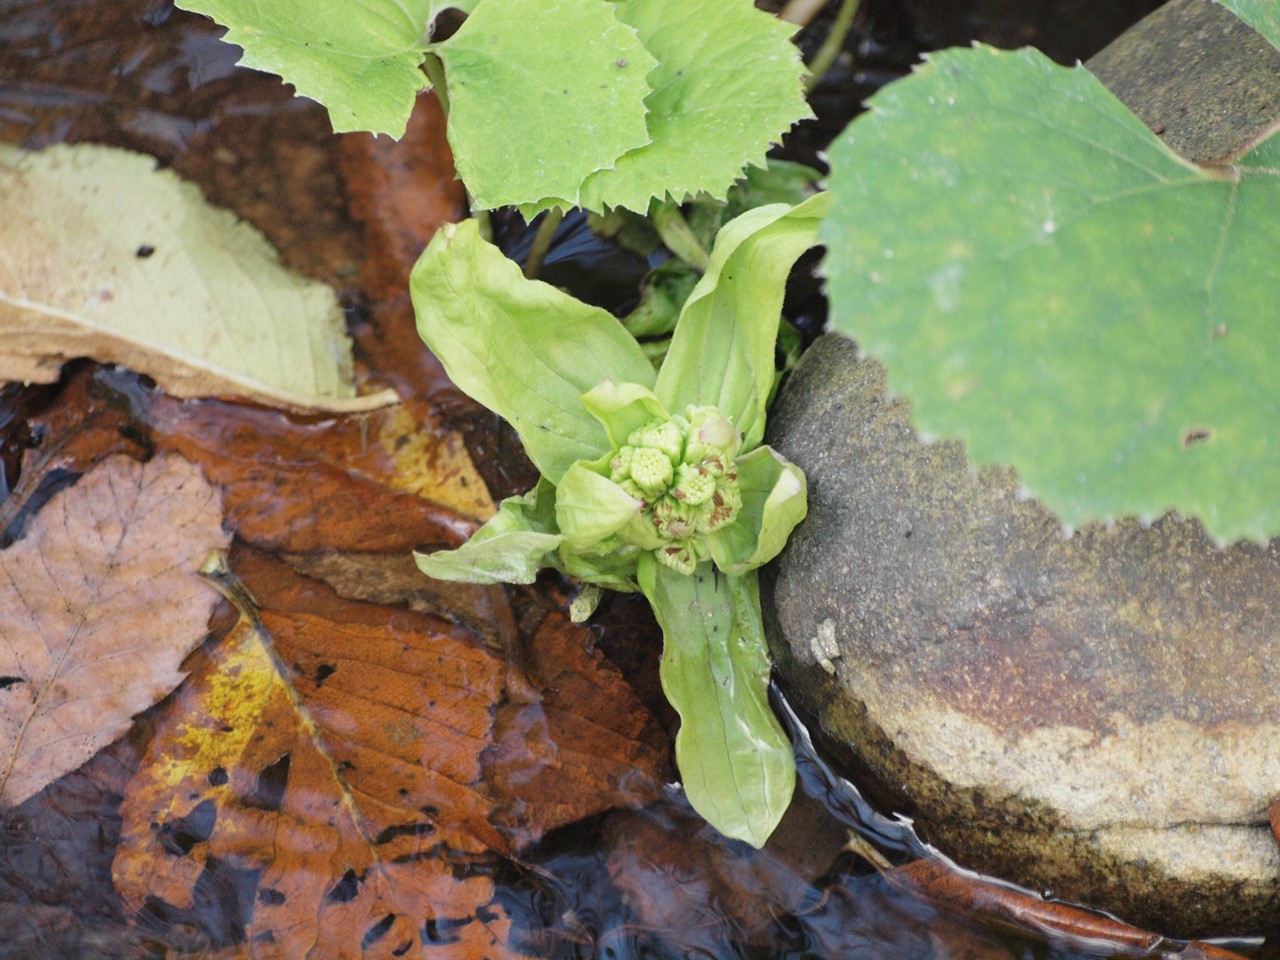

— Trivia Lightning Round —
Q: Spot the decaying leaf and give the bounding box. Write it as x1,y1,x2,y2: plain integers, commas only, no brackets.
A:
150,393,494,552
0,142,397,413
114,549,666,955
888,857,1251,960
0,453,229,807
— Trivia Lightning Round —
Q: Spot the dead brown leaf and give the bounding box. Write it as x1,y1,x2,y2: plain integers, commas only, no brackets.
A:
888,857,1252,960
114,550,667,956
0,453,229,807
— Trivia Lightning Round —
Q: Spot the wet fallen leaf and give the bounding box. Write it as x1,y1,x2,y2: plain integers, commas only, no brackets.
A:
115,563,515,958
338,96,465,308
0,736,141,926
888,857,1252,960
0,453,229,807
115,549,666,956
0,142,396,413
6,366,490,556
150,395,490,553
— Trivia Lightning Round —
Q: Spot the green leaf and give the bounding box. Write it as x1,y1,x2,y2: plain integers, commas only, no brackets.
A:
1215,0,1280,51
622,260,700,340
415,483,562,584
175,0,472,137
708,446,807,575
657,192,831,450
528,0,813,215
434,0,656,210
0,143,393,413
411,218,655,483
555,461,643,551
823,45,1280,542
580,380,669,450
557,545,643,593
639,556,794,847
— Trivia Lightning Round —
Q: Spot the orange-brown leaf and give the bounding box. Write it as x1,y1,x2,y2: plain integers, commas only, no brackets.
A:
115,551,666,956
0,453,228,807
113,595,515,959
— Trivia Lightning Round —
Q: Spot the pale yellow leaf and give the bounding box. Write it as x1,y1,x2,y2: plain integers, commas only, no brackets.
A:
0,143,397,413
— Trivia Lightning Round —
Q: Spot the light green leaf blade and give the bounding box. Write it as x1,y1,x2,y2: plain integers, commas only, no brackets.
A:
557,546,642,593
639,556,794,847
528,0,813,215
175,0,472,137
657,192,831,450
708,446,807,575
1216,0,1280,51
416,482,562,584
434,0,656,210
580,379,669,450
0,143,393,413
823,45,1280,543
555,461,643,551
411,218,655,484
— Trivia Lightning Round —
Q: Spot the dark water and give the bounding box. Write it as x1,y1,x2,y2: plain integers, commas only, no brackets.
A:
2,1,1236,958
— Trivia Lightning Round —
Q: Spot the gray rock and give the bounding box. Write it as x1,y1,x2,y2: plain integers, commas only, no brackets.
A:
764,336,1280,937
764,1,1280,937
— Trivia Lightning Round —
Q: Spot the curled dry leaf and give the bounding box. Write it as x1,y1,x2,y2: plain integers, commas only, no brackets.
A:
0,453,229,807
0,142,396,414
114,549,666,956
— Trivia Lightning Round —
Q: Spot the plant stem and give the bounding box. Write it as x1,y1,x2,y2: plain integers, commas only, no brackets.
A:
805,0,861,93
779,0,828,28
523,208,564,280
422,53,450,117
653,205,710,273
473,208,493,243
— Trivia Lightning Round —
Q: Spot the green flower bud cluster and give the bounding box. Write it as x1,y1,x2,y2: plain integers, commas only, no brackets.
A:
609,407,743,574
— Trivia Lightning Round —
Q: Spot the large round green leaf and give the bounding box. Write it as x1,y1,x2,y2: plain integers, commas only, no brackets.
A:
823,45,1280,543
527,0,813,215
435,0,656,210
176,0,474,137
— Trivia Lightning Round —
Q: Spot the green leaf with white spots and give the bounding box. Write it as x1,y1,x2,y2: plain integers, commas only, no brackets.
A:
525,0,813,215
434,0,656,209
175,0,476,137
823,45,1280,543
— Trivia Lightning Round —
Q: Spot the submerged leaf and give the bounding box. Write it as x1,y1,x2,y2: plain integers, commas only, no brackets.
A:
435,0,656,210
639,556,794,847
823,46,1280,541
0,144,395,413
411,219,655,483
174,0,477,137
114,550,666,954
657,193,831,451
0,454,229,807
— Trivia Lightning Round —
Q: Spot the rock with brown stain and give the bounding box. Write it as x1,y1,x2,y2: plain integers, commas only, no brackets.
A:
763,1,1280,937
763,336,1280,937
